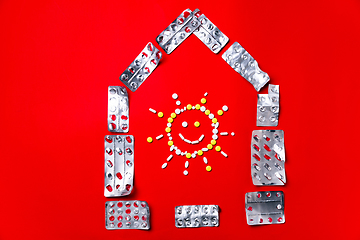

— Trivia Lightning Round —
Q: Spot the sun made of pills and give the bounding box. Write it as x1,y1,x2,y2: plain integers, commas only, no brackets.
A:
147,92,235,176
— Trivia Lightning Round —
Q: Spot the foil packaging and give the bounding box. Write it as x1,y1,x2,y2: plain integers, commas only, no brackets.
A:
222,42,270,91
104,135,134,197
251,130,286,185
105,200,150,230
257,84,279,126
108,86,129,132
193,9,229,54
245,191,285,225
119,42,162,92
175,205,219,228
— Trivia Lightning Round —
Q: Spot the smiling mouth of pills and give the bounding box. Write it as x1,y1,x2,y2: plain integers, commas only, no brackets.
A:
148,92,235,175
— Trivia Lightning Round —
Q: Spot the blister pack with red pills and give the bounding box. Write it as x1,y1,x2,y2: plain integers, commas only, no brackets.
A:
105,200,150,230
108,86,129,132
104,135,134,197
245,191,285,225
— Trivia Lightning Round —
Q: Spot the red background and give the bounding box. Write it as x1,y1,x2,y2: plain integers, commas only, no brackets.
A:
1,0,360,239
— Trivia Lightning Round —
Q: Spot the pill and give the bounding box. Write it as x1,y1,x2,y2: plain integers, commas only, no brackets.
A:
171,113,176,118
207,144,213,149
199,134,204,142
185,161,189,168
212,129,218,134
168,117,173,123
220,132,228,136
215,122,219,128
222,105,228,111
183,106,186,110
221,151,228,157
212,135,218,140
175,109,181,114
172,93,178,99
167,123,172,127
184,139,191,144
200,106,206,112
168,141,173,146
182,121,188,128
191,153,196,158
187,104,192,110
167,155,173,161
198,150,203,156
158,112,164,118
192,140,199,144
203,157,208,164
231,132,235,136
209,113,214,119
169,137,173,140
165,127,171,133
211,140,216,145
201,98,207,104
176,149,181,155
211,123,215,127
167,133,171,137
170,145,175,151
183,170,188,176
186,153,191,158
194,121,200,127
176,101,181,106
147,137,153,143
192,106,195,110
202,148,209,152
215,146,221,151
162,163,168,169
206,166,212,172
174,145,178,150
217,110,223,116
179,133,185,139
195,104,201,110
205,110,210,115
181,152,185,156
204,92,208,96
212,118,217,123
149,108,157,114
156,134,163,140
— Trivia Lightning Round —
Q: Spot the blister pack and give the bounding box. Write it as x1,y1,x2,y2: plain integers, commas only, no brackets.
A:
257,84,279,126
104,135,134,197
108,86,129,132
156,9,200,54
222,42,270,91
251,130,286,185
119,42,162,92
245,191,285,225
105,200,150,230
175,205,219,228
192,9,229,54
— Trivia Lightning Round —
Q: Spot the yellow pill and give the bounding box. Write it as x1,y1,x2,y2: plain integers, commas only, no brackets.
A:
215,146,221,152
211,140,216,145
217,110,223,116
187,104,192,110
201,98,207,104
207,144,213,149
168,141,173,146
206,166,212,172
198,150,203,156
165,127,171,133
171,113,176,118
212,118,217,123
147,137,153,143
205,110,210,115
158,112,163,118
195,104,201,110
186,153,191,158
168,117,173,123
194,121,200,127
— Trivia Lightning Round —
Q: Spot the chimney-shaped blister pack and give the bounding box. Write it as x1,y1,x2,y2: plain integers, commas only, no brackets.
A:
257,84,279,126
108,86,129,132
222,42,270,91
104,135,134,197
119,42,162,92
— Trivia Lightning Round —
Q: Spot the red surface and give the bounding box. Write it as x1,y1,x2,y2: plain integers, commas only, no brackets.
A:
1,0,360,239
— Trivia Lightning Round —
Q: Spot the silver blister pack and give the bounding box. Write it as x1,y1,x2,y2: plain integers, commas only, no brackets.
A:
156,9,200,54
119,42,162,92
251,130,286,185
257,84,279,126
104,135,134,197
175,205,219,228
245,191,285,225
222,42,270,91
105,200,150,230
192,9,229,54
108,86,129,132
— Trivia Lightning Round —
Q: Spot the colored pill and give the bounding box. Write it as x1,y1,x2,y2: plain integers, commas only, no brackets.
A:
168,141,173,146
165,127,171,133
212,118,217,123
187,104,192,110
205,110,210,115
158,112,164,118
186,153,191,158
171,113,176,118
168,117,173,123
206,166,212,172
194,121,200,127
195,104,201,110
147,137,153,143
211,140,216,145
198,150,203,156
217,110,223,115
207,144,213,149
215,146,221,151
201,98,207,104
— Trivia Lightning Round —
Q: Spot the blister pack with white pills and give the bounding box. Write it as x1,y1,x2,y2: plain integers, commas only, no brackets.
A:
245,191,285,225
108,86,129,132
104,135,134,197
119,42,162,92
192,9,229,54
175,205,219,228
251,130,286,185
105,200,150,230
222,42,270,91
156,9,200,54
257,84,279,126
